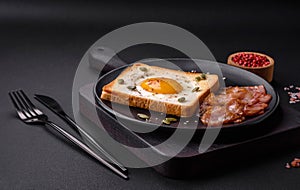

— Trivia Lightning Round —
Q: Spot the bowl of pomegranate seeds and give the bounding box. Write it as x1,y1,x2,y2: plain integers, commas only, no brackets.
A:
227,52,274,82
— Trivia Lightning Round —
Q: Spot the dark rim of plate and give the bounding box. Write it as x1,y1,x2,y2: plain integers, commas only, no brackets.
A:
93,58,280,130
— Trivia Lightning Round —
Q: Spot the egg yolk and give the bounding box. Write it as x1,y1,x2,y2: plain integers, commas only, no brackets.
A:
140,78,183,94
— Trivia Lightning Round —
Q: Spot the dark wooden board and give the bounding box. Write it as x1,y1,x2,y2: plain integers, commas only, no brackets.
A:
79,82,300,178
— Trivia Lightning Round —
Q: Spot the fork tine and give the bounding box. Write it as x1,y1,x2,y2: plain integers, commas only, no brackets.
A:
8,91,21,111
20,90,43,115
10,91,31,118
12,91,27,111
15,90,37,116
20,89,36,109
9,91,28,120
16,90,31,109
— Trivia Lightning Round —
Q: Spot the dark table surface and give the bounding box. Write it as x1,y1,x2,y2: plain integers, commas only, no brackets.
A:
1,1,300,189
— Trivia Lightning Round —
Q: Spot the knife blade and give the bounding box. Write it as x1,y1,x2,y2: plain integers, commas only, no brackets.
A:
34,94,128,174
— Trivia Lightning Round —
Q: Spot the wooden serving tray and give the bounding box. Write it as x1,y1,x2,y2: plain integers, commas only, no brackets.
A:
79,83,300,179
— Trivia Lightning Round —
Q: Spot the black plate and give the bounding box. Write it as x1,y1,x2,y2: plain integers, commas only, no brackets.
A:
94,58,279,131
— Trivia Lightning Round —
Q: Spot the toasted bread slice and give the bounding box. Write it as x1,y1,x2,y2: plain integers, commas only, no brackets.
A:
100,63,219,117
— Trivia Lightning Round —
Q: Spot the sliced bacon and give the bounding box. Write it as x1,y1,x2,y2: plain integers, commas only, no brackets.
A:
200,85,272,126
243,102,268,116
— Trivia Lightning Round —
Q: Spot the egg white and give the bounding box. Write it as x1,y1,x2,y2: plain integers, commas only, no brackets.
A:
111,65,205,105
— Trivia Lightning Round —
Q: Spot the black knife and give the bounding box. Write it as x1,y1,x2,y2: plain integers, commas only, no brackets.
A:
34,94,128,174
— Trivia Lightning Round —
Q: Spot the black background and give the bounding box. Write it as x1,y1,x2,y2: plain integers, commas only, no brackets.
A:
1,0,300,189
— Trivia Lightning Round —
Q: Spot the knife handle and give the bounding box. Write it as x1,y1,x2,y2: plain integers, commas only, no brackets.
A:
46,121,128,179
63,115,128,173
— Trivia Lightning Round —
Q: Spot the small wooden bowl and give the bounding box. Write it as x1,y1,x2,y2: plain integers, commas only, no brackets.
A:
227,52,274,82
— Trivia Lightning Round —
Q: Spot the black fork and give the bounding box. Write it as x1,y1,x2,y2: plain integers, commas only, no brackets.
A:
8,89,128,180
